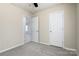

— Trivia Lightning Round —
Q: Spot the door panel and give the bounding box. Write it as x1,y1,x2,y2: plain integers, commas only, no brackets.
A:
23,16,32,43
49,11,64,47
32,16,38,42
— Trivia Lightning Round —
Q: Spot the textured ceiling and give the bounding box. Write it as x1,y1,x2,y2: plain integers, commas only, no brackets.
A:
12,3,58,13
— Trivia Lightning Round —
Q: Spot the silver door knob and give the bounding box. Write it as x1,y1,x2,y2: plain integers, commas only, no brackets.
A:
50,31,52,32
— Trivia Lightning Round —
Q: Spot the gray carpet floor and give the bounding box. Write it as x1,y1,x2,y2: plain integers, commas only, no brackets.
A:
0,41,77,56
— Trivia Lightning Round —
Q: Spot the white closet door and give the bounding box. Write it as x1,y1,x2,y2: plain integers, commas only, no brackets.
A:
49,11,64,47
32,16,38,42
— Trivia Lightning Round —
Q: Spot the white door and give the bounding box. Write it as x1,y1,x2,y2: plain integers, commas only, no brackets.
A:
23,16,31,43
32,16,39,42
49,11,64,47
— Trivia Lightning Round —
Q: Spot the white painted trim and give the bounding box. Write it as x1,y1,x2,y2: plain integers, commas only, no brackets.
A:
0,43,24,53
39,42,49,45
31,41,49,45
63,47,76,51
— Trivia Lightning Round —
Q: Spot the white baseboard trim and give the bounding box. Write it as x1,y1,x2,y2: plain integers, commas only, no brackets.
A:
39,42,49,45
0,42,24,53
32,41,49,45
63,47,76,51
35,41,76,52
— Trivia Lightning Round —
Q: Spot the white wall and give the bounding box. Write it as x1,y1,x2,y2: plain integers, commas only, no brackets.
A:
0,4,32,52
34,4,76,49
64,4,76,50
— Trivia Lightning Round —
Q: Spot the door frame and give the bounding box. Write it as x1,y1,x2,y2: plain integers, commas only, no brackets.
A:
48,11,64,48
22,16,32,43
22,16,26,43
